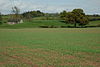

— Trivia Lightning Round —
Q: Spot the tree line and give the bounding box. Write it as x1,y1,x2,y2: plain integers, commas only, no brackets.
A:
0,6,100,27
22,10,44,19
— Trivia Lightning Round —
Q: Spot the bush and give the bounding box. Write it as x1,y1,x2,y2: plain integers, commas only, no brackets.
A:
97,24,100,27
40,25,60,28
0,21,2,24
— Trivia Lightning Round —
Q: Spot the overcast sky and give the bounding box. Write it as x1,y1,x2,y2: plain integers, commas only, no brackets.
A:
0,0,100,14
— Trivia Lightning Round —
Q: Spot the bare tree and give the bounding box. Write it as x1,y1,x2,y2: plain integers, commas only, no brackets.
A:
12,6,20,19
8,6,21,23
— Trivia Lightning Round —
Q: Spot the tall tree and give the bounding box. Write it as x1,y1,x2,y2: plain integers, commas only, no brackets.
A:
12,6,20,20
8,6,21,23
12,6,20,15
72,9,89,27
61,9,89,27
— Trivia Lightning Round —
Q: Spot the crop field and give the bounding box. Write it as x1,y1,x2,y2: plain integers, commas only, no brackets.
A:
0,28,100,67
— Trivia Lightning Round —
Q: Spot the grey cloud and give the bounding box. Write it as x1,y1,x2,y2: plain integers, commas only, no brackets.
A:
0,0,100,14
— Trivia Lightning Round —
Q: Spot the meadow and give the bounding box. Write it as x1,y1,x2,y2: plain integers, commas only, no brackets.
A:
0,28,100,67
0,20,100,29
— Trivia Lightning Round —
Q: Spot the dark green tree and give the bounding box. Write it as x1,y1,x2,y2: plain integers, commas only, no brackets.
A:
76,15,89,27
62,9,89,27
22,10,44,18
60,10,67,20
72,9,89,27
65,12,75,24
36,10,44,17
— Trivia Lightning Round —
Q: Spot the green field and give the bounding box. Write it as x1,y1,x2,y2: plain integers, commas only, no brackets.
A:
0,20,100,29
0,20,66,28
0,28,100,67
87,20,100,26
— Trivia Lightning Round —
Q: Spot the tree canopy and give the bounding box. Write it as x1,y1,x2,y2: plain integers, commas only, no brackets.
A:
22,10,44,19
60,9,89,27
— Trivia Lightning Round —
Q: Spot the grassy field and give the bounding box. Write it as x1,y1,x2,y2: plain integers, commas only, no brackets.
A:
87,20,100,26
0,20,100,29
0,28,100,67
0,20,67,28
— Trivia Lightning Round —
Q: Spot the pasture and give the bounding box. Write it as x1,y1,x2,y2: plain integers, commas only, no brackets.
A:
0,28,100,67
0,20,100,29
